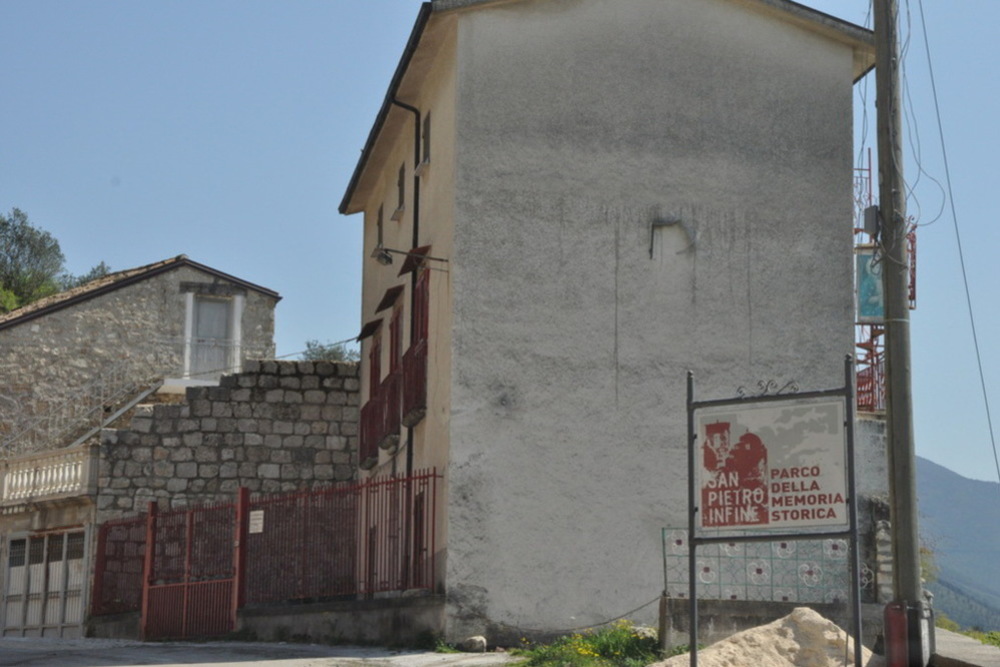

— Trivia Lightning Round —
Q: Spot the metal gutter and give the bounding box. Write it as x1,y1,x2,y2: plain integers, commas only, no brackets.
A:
339,3,433,216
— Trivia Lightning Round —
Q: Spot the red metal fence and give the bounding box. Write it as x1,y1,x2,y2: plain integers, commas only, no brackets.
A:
141,500,238,640
91,514,147,616
244,484,359,603
856,324,886,412
91,470,440,637
360,469,437,595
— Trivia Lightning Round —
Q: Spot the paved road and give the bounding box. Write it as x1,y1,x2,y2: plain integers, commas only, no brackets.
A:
0,638,520,667
933,628,1000,667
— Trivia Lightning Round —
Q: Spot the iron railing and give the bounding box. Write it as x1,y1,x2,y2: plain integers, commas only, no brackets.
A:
91,470,441,621
0,341,271,456
245,484,359,603
359,369,404,465
360,400,380,466
401,339,427,427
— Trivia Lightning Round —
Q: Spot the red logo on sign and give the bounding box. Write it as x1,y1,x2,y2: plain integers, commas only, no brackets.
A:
701,422,769,527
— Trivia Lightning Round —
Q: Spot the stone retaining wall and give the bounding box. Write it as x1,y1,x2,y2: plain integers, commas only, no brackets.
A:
96,360,359,522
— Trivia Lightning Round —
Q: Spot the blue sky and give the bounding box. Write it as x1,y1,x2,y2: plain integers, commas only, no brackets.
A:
3,1,999,484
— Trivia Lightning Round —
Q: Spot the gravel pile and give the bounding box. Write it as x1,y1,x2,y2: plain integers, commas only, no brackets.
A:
654,607,884,667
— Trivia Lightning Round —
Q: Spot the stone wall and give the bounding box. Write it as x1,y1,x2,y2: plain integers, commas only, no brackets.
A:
0,264,277,453
96,360,359,522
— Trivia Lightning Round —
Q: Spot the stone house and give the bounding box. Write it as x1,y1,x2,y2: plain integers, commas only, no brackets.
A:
0,254,280,456
0,255,283,637
339,0,882,644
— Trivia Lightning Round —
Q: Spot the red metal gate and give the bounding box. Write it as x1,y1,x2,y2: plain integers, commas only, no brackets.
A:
140,498,244,640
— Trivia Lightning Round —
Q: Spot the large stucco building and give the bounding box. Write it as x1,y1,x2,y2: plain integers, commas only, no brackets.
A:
340,0,879,642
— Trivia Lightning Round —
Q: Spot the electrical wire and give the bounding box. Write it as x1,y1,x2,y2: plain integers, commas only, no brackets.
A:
914,0,1000,487
457,595,663,637
898,0,947,229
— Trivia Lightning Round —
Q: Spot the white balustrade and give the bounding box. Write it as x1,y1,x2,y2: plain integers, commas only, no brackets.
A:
0,445,97,505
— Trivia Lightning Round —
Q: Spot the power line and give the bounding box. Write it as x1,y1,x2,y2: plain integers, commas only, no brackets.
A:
914,0,1000,488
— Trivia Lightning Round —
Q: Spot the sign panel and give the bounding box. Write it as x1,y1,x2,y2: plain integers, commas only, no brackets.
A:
856,246,884,324
248,510,264,534
695,397,848,532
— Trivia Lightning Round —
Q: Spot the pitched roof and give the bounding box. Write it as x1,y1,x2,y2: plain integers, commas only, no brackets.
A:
0,255,281,332
339,0,875,215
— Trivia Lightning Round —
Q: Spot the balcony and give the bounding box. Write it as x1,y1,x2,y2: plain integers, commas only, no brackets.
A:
359,371,403,468
380,370,402,447
856,360,885,413
401,339,427,427
0,444,99,508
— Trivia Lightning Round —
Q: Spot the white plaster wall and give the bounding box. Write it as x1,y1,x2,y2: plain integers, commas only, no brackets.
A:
445,0,865,639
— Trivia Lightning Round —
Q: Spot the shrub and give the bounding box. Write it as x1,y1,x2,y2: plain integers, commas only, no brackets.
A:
514,620,659,667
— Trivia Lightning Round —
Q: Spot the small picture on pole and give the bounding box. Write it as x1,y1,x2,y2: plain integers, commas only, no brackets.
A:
856,246,884,324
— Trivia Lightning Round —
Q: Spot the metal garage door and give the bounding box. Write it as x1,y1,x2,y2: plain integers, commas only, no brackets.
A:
2,531,87,638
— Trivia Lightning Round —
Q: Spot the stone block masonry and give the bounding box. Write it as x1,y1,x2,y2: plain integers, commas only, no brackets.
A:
96,360,359,522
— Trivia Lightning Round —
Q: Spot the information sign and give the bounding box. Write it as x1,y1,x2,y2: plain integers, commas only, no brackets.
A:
695,397,848,532
249,510,264,534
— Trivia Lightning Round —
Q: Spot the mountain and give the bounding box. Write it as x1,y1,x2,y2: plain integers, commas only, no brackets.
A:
917,456,1000,630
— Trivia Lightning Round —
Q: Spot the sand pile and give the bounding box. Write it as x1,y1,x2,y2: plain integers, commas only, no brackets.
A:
653,607,884,667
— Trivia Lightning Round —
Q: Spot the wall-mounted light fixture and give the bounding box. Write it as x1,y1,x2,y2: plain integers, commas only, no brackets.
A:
371,246,395,265
370,245,449,267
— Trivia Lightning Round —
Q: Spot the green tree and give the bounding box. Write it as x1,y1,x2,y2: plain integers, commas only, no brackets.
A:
0,208,64,311
301,340,360,362
0,209,112,314
58,260,113,290
0,287,19,313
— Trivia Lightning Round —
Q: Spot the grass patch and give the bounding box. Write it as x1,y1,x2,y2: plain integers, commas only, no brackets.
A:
965,630,1000,648
512,620,660,667
435,638,462,653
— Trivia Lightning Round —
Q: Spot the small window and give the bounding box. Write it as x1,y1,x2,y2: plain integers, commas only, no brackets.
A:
377,205,384,247
182,285,244,380
391,163,405,221
8,539,25,568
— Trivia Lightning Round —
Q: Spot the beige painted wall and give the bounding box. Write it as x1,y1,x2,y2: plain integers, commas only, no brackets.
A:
357,19,457,479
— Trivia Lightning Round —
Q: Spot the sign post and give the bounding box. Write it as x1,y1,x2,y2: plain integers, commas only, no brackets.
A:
686,357,861,666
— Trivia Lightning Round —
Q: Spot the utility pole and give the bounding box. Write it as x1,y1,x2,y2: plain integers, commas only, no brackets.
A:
874,0,925,664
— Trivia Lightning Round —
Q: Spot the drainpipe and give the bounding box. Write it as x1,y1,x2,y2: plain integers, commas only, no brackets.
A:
391,99,423,590
392,97,420,478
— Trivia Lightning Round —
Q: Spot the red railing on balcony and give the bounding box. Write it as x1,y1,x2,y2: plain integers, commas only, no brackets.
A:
402,339,427,427
856,326,886,413
381,370,401,445
359,371,404,466
360,399,380,466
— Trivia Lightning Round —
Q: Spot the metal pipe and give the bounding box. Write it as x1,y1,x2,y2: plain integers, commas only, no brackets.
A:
391,98,421,478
